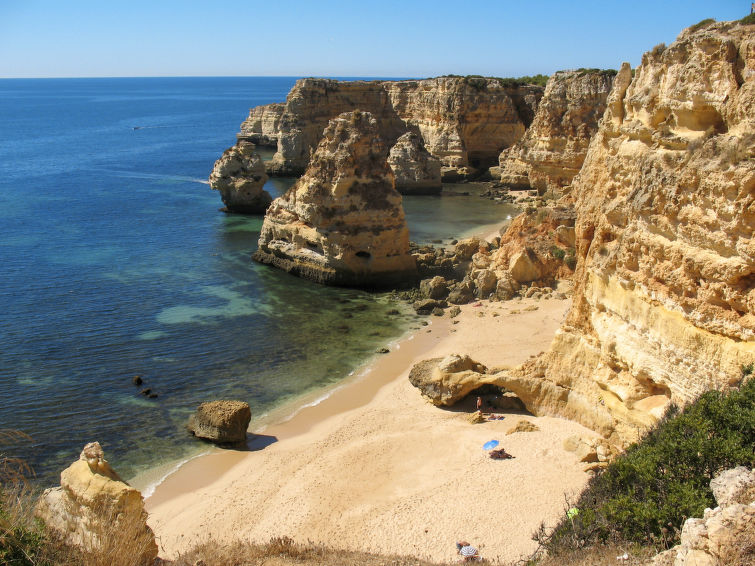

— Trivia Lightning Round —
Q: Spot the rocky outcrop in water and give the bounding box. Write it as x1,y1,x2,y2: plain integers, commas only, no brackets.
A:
237,77,543,179
35,442,157,565
387,132,442,194
188,400,251,444
253,111,418,288
209,140,271,213
651,467,755,566
499,69,615,197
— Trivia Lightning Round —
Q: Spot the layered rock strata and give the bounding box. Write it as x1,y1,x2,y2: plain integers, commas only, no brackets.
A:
238,77,543,178
514,21,755,445
253,111,418,288
410,20,755,447
238,102,284,147
387,132,442,194
36,442,157,565
499,69,615,196
209,140,271,213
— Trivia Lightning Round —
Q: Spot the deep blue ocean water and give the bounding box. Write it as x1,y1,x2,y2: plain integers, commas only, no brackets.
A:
0,77,515,486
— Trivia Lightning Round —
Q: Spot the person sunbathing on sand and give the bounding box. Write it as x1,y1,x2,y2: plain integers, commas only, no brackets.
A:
456,541,481,562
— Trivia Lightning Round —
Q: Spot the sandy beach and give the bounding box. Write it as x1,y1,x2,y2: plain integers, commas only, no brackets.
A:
144,283,601,564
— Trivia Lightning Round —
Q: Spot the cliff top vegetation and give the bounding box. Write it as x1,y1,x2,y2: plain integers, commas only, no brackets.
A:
535,367,755,560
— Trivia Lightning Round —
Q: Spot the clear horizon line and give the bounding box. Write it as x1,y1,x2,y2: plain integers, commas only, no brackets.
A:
0,74,432,80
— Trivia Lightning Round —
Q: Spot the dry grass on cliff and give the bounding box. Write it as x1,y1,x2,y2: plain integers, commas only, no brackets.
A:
170,536,453,566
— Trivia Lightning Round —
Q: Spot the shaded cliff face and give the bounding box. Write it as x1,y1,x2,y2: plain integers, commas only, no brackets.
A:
499,69,615,196
384,77,542,174
511,21,755,446
240,77,543,178
253,111,417,288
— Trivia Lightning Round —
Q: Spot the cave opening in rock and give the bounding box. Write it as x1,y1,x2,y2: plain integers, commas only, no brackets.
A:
355,251,371,259
465,384,532,414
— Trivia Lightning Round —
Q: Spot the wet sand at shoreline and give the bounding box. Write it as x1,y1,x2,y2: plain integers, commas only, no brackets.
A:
146,289,600,563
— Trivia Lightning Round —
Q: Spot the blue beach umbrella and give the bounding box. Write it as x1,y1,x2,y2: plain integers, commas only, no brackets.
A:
482,439,499,450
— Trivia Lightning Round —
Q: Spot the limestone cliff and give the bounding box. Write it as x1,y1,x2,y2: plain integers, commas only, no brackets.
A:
387,132,442,194
36,442,157,565
253,111,417,288
209,140,271,214
410,20,755,447
238,102,284,147
512,20,755,445
237,77,543,179
499,69,615,196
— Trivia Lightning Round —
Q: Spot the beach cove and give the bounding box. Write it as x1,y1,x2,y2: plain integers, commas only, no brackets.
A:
145,282,600,564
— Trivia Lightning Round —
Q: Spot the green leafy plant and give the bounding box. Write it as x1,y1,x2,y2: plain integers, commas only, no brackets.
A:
541,374,755,554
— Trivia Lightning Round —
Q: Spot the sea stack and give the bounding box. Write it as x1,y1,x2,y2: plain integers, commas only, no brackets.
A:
209,140,271,214
253,110,418,288
387,131,442,195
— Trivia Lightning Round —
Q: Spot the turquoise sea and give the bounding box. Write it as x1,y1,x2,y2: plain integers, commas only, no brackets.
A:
0,77,516,486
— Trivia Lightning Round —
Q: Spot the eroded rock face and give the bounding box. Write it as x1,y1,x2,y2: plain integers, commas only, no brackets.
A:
651,467,755,566
239,102,284,147
499,69,615,197
237,77,543,178
188,400,251,444
517,21,755,445
253,111,418,288
209,141,271,214
36,442,157,565
387,132,442,194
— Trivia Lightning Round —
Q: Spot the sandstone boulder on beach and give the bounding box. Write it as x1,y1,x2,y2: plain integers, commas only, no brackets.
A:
188,400,251,444
209,140,271,214
506,420,540,434
35,442,157,565
651,467,755,566
387,131,442,194
408,354,490,406
253,111,418,288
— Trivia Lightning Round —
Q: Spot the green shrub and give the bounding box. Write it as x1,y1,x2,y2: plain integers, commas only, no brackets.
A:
739,13,755,25
543,375,755,554
564,249,576,270
550,246,566,261
688,18,715,33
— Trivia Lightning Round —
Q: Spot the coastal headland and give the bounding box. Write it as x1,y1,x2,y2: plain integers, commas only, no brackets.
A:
29,15,754,566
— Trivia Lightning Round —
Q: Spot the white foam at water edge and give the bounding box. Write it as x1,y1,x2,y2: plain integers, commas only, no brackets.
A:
279,385,347,422
142,450,210,499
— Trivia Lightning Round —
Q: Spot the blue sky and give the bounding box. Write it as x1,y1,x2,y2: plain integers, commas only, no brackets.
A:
0,0,749,78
